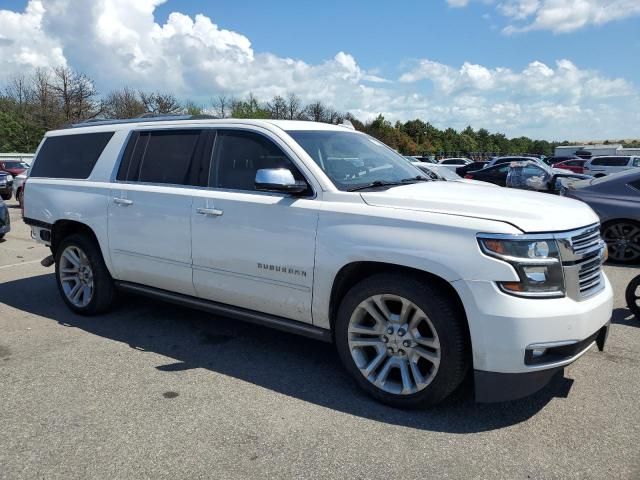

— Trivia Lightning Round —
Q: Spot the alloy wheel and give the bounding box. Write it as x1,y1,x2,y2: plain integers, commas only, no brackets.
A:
59,245,94,308
347,294,441,395
603,222,640,263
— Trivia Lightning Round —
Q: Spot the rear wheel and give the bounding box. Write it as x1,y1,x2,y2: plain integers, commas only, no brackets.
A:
0,193,10,200
602,220,640,264
17,188,23,208
626,275,640,319
55,234,116,315
334,274,468,408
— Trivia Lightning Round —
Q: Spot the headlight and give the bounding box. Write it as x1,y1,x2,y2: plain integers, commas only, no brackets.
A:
478,235,565,298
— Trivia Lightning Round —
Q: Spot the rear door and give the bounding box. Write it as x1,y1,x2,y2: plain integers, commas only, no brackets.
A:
191,128,318,323
108,129,210,295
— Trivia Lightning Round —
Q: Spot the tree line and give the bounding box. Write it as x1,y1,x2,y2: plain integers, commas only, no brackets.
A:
1,67,637,156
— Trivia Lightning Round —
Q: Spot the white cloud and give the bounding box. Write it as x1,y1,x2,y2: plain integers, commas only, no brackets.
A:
0,0,638,140
447,0,470,6
459,0,640,33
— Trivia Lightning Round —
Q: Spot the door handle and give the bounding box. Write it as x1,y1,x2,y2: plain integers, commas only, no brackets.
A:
113,198,133,206
196,207,223,217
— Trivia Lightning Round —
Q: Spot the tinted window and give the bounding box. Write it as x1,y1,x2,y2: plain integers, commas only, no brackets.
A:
591,156,629,167
214,130,307,192
30,132,114,179
117,130,208,186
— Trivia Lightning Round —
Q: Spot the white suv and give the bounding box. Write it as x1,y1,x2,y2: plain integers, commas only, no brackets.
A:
24,117,613,407
584,155,640,177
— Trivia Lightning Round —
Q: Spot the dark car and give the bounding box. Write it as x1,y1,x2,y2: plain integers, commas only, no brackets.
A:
0,172,13,200
465,161,588,192
562,170,640,264
0,159,29,177
0,198,10,240
456,161,487,176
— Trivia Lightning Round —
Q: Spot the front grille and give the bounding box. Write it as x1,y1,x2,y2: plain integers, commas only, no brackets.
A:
557,224,606,301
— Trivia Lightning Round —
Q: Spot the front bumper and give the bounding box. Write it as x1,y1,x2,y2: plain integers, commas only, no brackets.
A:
474,323,609,402
452,274,613,402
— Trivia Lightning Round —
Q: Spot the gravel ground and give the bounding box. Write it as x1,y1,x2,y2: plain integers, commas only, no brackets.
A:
1,199,639,480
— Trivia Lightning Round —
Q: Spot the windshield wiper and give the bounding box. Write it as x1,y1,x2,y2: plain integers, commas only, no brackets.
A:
347,180,404,192
401,176,430,183
347,176,430,192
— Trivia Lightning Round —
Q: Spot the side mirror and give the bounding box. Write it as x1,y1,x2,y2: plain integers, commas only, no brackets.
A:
255,168,308,194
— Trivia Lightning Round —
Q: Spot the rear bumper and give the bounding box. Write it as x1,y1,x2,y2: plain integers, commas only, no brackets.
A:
475,323,609,402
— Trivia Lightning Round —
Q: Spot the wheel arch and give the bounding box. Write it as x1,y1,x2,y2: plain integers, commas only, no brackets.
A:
328,261,471,350
51,220,100,257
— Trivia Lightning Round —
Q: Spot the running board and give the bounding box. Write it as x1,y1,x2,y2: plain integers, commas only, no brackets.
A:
115,281,332,343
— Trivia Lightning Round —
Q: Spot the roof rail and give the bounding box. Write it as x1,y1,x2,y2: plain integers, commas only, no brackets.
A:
70,114,219,128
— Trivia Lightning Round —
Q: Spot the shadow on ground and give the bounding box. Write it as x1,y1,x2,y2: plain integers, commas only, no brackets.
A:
1,273,576,434
612,307,639,328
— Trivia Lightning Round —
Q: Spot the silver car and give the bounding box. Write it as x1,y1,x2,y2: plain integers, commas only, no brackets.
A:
562,170,640,264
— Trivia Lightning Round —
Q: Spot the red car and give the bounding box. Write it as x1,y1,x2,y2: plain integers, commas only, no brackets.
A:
553,159,587,174
0,160,30,176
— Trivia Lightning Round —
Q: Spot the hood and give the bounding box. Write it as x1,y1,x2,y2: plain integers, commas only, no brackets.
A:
360,182,599,233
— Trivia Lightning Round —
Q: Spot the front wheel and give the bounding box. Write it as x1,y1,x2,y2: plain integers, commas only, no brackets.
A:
334,274,468,408
0,193,11,200
626,275,640,319
55,234,116,315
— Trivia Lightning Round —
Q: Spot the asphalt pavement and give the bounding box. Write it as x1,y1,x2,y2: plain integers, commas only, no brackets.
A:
1,199,639,479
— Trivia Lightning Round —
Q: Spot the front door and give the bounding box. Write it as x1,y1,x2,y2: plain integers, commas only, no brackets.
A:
191,129,318,323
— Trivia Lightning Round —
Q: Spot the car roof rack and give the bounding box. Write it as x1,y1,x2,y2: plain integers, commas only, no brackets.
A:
70,114,219,128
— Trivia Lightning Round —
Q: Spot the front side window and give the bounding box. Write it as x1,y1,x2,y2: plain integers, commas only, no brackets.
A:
633,157,640,167
288,130,422,191
213,130,308,193
592,156,629,167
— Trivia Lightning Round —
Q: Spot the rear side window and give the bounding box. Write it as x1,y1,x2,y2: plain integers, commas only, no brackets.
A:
117,130,210,186
590,156,630,166
30,132,114,179
633,157,640,167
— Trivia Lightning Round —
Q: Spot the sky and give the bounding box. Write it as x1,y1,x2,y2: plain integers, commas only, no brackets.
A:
0,0,639,140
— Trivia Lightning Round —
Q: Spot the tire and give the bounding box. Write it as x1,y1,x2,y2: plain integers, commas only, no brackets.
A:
334,274,468,408
594,174,606,178
55,233,116,315
602,220,640,265
626,275,640,319
17,188,23,208
0,193,10,200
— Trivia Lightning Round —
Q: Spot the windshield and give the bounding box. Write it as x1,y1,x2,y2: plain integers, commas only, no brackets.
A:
288,130,424,191
2,161,29,169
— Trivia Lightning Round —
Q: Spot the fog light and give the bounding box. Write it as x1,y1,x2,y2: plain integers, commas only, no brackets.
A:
532,348,546,358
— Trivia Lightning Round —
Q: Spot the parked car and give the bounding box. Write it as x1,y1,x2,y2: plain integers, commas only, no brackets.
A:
438,157,473,171
0,197,10,239
544,155,583,166
0,159,30,176
626,275,640,319
409,155,438,164
553,159,587,174
583,156,640,178
561,170,640,264
465,161,587,192
456,161,487,176
24,117,612,407
412,162,496,187
484,156,545,169
12,168,29,208
0,172,14,200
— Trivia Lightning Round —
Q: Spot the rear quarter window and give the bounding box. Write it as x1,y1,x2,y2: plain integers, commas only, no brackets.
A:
30,132,114,179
